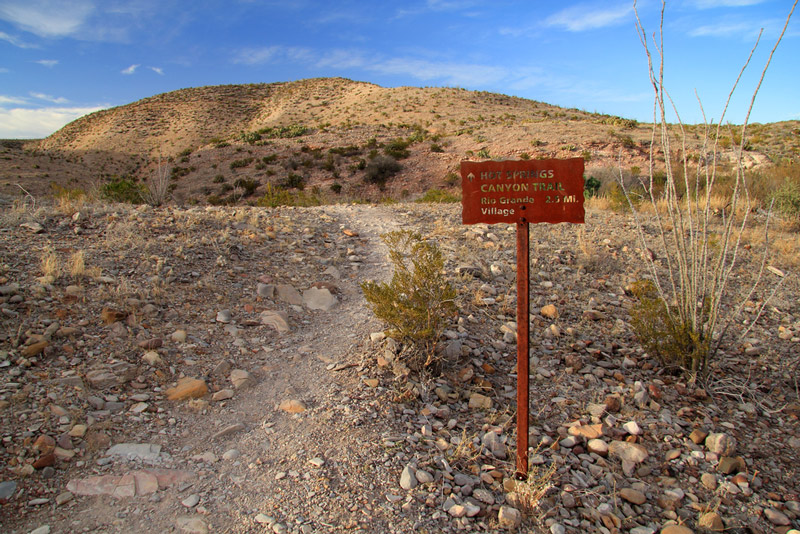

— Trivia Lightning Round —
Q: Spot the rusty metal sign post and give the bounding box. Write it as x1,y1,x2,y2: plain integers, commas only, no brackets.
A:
461,158,585,478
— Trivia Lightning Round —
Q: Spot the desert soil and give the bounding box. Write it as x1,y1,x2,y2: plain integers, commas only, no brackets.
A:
1,200,799,534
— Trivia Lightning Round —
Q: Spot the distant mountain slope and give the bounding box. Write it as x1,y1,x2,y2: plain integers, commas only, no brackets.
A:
3,78,795,203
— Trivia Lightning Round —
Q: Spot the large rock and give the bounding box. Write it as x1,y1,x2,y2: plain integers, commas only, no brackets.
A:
107,443,162,462
698,512,724,531
609,441,649,464
276,284,303,305
85,369,118,389
279,399,306,414
230,369,254,389
498,506,522,529
400,465,417,490
165,378,208,401
260,310,290,333
705,433,736,456
302,287,337,311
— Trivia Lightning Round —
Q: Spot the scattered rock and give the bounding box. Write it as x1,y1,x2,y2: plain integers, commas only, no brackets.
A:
106,443,162,462
698,512,724,531
540,304,559,319
620,487,647,505
166,378,208,401
764,507,791,526
276,284,303,306
705,433,736,456
498,505,522,529
260,310,290,333
400,465,417,490
468,392,492,410
660,525,694,534
302,286,337,311
279,400,306,414
212,389,234,401
230,369,254,389
717,456,746,475
175,516,209,534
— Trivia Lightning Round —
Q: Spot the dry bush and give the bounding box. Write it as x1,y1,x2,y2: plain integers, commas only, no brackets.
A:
505,452,558,521
141,160,171,206
361,230,456,370
625,0,795,377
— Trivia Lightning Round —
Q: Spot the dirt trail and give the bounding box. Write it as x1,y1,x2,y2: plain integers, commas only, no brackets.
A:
4,204,414,534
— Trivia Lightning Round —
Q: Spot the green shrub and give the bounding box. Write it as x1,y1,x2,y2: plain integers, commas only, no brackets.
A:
240,131,262,144
233,178,260,196
329,145,362,157
444,172,459,187
416,188,460,203
282,173,305,190
384,138,412,159
628,279,709,373
171,166,193,180
584,176,601,198
361,231,456,370
477,147,490,159
256,183,321,207
330,182,342,194
365,155,401,188
230,157,254,170
772,180,800,219
101,177,145,204
256,124,308,139
430,143,444,153
213,174,225,183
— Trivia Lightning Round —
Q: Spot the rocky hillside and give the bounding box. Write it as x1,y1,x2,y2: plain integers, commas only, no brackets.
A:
3,78,797,204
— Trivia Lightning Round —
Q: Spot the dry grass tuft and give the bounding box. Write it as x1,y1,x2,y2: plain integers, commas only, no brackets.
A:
40,249,60,281
505,454,558,520
69,250,86,279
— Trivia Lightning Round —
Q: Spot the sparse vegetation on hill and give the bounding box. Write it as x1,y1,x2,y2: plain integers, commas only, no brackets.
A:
0,77,796,208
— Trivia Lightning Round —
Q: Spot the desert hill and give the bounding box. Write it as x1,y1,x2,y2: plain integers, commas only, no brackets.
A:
2,78,798,203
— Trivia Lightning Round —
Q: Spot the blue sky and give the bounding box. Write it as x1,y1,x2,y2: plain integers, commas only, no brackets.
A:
0,0,797,139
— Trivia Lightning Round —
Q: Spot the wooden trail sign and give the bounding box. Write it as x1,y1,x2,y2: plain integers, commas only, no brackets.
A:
461,158,585,478
461,158,585,225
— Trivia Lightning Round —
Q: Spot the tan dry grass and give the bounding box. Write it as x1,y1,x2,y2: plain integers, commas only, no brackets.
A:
69,250,85,279
40,249,60,281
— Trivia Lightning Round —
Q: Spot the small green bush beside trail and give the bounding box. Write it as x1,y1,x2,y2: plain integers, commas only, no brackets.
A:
361,231,456,371
364,155,402,188
101,177,145,204
416,189,460,203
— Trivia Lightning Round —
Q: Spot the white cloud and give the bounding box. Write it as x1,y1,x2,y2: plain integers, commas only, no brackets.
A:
35,59,58,68
0,0,95,38
0,30,37,48
369,58,508,86
233,46,282,65
0,68,8,73
0,105,105,138
149,66,164,75
689,21,756,36
0,95,29,105
316,49,368,69
30,92,69,104
121,64,140,75
546,2,633,31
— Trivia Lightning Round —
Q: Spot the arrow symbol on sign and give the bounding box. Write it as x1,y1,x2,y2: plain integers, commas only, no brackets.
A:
467,173,475,182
